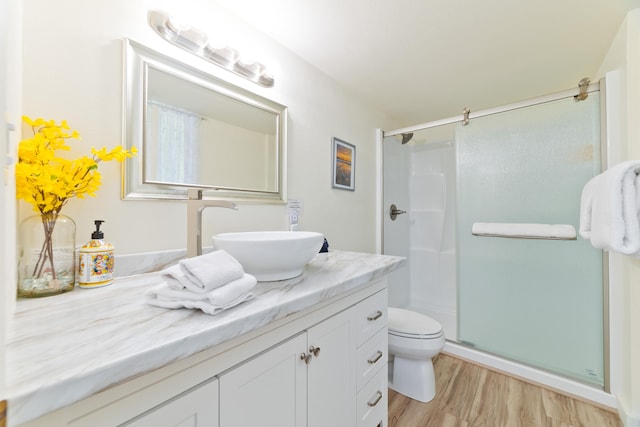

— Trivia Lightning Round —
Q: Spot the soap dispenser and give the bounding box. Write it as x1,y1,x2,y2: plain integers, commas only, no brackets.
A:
78,220,115,288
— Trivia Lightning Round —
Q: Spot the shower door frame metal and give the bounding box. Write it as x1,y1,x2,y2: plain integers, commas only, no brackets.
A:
382,79,610,393
384,82,600,137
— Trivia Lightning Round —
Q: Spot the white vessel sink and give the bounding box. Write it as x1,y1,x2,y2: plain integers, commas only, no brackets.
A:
212,231,325,281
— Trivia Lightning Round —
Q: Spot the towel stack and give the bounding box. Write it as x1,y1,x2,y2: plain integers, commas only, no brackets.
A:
147,250,256,315
579,160,640,256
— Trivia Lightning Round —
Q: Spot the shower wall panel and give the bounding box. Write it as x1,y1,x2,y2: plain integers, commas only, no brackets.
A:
456,95,604,386
383,136,411,308
408,142,457,339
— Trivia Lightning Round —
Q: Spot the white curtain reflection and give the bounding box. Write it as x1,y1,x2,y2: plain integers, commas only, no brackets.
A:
146,100,200,184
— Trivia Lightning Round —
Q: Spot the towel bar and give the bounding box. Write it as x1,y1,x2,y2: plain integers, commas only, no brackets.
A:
471,222,577,241
471,232,577,241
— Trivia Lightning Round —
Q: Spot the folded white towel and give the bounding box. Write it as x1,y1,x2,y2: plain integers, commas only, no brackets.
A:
471,222,576,240
162,250,245,293
147,273,257,315
161,264,192,290
579,160,640,255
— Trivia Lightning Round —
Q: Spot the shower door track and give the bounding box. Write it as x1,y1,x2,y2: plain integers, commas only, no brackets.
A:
383,80,601,137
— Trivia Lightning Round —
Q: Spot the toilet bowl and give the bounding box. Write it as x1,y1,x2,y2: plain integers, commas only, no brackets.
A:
387,307,445,403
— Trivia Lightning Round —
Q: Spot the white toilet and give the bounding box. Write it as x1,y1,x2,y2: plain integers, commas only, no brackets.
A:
387,307,445,403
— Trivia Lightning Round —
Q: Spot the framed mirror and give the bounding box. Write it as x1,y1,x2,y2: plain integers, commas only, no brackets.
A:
122,39,287,202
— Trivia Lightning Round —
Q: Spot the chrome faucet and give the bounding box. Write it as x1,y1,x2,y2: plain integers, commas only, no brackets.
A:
186,189,238,258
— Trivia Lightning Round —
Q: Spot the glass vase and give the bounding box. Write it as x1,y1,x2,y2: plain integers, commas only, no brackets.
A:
18,213,76,298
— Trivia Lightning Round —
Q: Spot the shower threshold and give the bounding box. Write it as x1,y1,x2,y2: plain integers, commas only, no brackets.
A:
443,341,616,409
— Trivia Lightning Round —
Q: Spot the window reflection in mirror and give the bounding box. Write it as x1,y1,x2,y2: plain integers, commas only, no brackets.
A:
122,39,287,202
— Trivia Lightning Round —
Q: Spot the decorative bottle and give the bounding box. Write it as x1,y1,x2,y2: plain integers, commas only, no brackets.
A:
78,220,115,288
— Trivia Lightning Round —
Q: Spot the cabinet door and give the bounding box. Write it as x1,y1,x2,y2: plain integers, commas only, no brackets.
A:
307,309,356,427
122,378,218,427
219,333,307,427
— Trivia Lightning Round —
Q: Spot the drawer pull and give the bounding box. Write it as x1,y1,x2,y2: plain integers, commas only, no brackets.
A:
367,391,383,407
367,310,383,321
368,351,383,365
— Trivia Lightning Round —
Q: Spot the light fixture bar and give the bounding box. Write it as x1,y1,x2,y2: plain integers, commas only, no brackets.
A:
147,10,274,87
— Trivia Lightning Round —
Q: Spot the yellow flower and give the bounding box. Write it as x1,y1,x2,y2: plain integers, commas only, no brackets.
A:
16,116,137,215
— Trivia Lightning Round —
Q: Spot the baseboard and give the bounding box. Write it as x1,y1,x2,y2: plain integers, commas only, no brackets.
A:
618,398,640,427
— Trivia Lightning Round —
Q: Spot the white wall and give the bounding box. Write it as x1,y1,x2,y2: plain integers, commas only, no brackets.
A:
0,0,7,402
1,0,21,401
19,0,398,256
596,8,640,426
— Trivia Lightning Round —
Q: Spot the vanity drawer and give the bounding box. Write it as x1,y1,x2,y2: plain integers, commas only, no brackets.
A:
357,367,388,427
355,289,388,347
357,327,388,391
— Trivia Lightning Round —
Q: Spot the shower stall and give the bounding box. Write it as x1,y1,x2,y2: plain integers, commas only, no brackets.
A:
381,82,608,394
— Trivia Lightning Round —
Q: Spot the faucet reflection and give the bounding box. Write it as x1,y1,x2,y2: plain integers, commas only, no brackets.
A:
186,189,238,257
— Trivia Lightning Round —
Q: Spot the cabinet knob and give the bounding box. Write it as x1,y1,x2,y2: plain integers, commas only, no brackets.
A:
309,346,321,357
300,353,312,365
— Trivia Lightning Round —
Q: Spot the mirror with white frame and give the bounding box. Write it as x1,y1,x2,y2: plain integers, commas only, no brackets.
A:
122,39,287,202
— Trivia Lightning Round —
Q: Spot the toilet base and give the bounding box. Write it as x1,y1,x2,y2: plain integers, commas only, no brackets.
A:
389,356,436,403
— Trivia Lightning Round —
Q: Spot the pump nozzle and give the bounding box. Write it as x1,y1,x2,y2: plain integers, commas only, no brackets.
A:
92,220,105,239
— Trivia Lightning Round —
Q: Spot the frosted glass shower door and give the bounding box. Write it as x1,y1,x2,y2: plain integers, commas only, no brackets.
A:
456,95,604,386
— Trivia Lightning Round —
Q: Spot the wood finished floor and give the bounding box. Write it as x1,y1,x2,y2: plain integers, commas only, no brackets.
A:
388,354,622,427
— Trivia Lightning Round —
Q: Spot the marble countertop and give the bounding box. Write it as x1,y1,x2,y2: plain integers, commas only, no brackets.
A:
6,250,404,426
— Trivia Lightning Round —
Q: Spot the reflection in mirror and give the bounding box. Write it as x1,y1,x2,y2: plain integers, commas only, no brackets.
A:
145,67,277,191
122,39,287,202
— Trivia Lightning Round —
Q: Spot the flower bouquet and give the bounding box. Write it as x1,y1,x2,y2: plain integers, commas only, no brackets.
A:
16,116,136,297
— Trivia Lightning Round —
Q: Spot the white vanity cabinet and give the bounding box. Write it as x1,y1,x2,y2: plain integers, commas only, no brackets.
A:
122,378,219,427
17,282,389,427
353,288,388,427
219,334,308,427
306,304,356,427
220,289,386,427
218,308,355,427
28,362,222,427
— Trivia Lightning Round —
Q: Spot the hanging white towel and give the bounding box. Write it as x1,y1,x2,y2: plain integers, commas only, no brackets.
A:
147,273,257,315
471,222,576,240
579,160,640,255
161,250,245,293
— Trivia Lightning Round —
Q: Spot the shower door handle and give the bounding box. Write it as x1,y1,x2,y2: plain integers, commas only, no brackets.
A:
389,204,406,221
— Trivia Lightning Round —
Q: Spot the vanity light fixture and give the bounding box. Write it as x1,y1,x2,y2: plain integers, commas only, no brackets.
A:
147,10,275,87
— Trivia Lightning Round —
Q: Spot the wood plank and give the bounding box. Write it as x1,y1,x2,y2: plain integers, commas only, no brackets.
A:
388,354,622,427
1,400,6,427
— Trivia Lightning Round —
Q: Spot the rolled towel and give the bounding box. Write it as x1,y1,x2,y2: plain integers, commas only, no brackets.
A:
178,249,245,293
579,160,640,255
471,222,576,240
147,273,257,315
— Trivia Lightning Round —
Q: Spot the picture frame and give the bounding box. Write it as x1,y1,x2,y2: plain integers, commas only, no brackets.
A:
332,137,356,191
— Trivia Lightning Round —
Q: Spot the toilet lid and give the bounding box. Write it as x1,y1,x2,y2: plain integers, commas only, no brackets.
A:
388,307,443,337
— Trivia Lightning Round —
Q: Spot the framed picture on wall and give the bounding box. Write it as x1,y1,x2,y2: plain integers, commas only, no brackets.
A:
332,137,355,191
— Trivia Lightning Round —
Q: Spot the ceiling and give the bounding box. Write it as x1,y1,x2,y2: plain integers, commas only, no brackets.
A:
216,0,639,129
